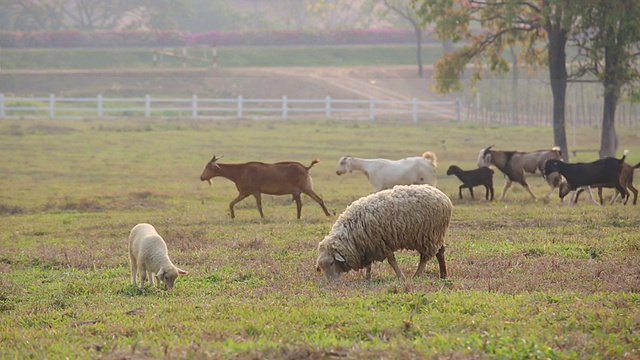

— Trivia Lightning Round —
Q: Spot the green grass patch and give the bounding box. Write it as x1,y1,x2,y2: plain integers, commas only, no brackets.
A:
0,119,639,358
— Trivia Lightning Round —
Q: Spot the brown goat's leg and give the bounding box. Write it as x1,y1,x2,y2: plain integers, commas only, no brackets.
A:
292,194,303,219
229,193,251,219
252,193,265,218
436,245,447,279
304,190,331,216
386,253,405,280
630,185,638,205
500,180,512,201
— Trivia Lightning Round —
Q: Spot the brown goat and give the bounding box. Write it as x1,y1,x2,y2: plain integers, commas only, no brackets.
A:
561,161,640,205
200,155,331,219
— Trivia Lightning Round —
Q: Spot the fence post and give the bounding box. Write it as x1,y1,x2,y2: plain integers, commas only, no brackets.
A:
282,95,288,120
456,98,461,122
192,94,198,119
237,95,243,118
369,97,375,120
49,94,55,118
145,95,151,117
98,94,103,118
326,96,331,119
412,97,418,123
0,93,4,118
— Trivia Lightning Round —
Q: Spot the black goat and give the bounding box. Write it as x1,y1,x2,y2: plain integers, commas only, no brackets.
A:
446,165,495,200
544,150,629,205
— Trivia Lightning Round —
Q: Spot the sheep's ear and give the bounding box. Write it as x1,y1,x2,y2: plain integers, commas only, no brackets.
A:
156,268,165,277
334,253,346,262
177,268,188,275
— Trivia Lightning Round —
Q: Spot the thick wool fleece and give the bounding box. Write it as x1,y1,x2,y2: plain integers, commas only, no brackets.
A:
318,184,452,272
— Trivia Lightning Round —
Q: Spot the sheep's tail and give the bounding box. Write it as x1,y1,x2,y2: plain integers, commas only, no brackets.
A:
307,158,321,170
422,151,437,167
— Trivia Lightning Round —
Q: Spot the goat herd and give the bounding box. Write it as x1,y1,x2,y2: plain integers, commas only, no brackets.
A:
128,146,639,291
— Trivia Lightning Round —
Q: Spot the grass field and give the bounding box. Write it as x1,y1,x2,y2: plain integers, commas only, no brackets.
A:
0,118,639,359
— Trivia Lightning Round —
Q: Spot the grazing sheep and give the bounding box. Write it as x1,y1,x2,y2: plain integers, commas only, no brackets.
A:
335,151,437,192
316,184,452,282
128,223,188,290
446,165,494,200
477,145,562,201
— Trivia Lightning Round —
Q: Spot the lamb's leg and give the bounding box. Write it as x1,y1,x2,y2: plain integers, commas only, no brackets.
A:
458,185,464,199
386,253,405,280
436,245,447,279
468,187,475,199
229,193,251,219
129,254,137,287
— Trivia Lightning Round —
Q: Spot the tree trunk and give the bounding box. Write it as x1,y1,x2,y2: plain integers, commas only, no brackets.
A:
547,26,569,161
599,43,621,158
414,24,423,77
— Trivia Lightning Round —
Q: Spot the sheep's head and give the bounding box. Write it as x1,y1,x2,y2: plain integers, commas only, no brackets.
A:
335,156,352,176
200,154,223,184
477,146,493,167
316,241,349,282
156,266,188,291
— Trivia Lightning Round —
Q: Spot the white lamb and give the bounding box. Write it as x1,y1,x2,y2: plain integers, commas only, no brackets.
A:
335,151,437,192
128,223,188,290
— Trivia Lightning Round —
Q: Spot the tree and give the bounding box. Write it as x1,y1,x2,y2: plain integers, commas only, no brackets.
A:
1,0,186,31
380,0,427,77
573,0,640,158
413,0,584,161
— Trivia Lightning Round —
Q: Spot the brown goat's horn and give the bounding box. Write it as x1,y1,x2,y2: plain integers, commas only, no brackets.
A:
211,154,224,162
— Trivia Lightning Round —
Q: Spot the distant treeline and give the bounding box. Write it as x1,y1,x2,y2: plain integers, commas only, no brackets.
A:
0,28,439,48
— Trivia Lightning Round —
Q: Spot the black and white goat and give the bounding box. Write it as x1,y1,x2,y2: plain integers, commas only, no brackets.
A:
477,145,562,201
446,165,494,200
544,150,629,205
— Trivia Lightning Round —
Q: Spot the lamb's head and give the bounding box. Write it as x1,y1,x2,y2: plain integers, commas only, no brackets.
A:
200,154,223,185
335,156,353,176
543,159,562,177
316,239,349,282
477,146,493,167
156,266,188,291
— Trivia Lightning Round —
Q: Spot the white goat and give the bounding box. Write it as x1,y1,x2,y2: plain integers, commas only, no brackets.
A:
335,152,437,192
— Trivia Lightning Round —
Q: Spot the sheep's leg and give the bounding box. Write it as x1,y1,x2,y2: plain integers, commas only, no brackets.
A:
414,253,430,278
129,254,137,287
229,193,251,219
137,263,147,289
386,253,405,280
500,180,512,201
292,193,303,219
303,189,331,217
436,245,447,279
252,193,265,218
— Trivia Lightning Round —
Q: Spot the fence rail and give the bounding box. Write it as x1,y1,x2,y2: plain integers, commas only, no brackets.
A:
0,94,460,122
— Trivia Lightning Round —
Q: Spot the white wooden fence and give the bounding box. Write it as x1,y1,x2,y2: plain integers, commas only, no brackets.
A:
0,94,460,122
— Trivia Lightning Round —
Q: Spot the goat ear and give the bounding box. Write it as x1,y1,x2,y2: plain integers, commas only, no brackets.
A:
177,268,188,275
334,253,346,262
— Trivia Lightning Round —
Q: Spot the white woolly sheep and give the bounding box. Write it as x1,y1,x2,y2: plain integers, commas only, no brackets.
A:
128,223,188,290
316,184,452,282
335,152,437,192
